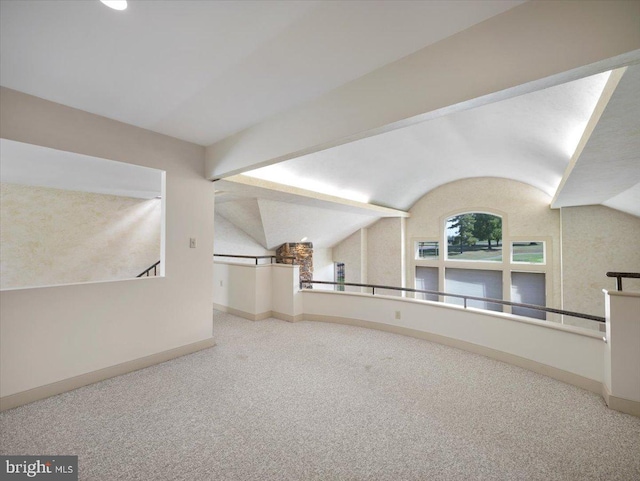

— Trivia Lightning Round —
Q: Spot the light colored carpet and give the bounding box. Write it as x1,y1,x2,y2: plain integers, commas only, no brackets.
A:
1,311,639,480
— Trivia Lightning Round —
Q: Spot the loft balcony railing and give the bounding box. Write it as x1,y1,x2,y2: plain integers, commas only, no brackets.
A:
301,280,605,324
214,254,296,265
606,272,640,291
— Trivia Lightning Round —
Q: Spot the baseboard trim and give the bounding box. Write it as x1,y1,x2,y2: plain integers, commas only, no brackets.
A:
0,337,216,412
303,314,602,395
602,384,640,417
213,303,270,321
214,304,303,323
272,311,304,323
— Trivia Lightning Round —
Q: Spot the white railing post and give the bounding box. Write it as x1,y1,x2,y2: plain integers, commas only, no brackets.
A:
603,289,640,417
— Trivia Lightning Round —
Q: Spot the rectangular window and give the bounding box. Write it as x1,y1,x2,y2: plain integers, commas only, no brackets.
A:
511,272,546,320
415,266,439,301
445,268,503,312
415,241,439,260
511,242,545,264
335,262,345,292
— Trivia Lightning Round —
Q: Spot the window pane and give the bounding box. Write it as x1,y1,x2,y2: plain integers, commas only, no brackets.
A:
511,242,544,264
446,213,502,262
415,266,438,301
445,268,503,312
335,262,345,291
511,272,546,320
415,241,439,259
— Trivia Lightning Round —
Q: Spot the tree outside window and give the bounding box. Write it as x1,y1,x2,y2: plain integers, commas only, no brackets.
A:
446,213,502,262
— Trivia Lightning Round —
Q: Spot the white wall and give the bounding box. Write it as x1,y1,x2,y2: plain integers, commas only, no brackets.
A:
271,263,303,319
312,247,334,290
604,291,640,406
562,205,640,317
213,262,269,317
302,290,604,384
0,182,161,289
213,261,299,320
0,88,214,398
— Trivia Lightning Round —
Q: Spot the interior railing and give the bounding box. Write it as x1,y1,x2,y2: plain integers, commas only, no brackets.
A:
214,254,297,265
137,260,160,278
606,272,640,291
301,280,605,324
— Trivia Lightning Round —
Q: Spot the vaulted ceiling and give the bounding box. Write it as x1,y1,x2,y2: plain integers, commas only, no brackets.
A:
244,71,613,211
0,0,523,146
1,0,638,252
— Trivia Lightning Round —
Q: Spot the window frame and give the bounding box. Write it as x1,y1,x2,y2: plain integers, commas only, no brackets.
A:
408,210,553,321
445,211,503,263
414,240,440,260
510,240,546,265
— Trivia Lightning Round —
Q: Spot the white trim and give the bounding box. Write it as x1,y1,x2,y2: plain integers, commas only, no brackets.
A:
302,312,602,394
1,337,216,412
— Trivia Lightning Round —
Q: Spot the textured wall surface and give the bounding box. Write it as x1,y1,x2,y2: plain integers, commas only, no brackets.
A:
213,212,272,257
0,182,161,289
367,217,404,292
406,177,561,310
562,205,640,317
333,229,365,284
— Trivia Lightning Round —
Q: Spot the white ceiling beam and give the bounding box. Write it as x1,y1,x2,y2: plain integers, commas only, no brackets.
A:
550,67,627,209
217,175,409,218
206,1,640,180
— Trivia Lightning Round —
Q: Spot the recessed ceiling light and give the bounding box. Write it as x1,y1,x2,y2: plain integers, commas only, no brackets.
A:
100,0,127,11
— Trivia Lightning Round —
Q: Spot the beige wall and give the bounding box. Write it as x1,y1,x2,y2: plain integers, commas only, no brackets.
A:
0,87,214,398
0,182,161,289
562,205,640,318
333,228,366,286
406,177,561,310
367,217,404,293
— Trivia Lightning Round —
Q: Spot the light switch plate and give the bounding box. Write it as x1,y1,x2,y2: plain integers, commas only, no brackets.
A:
190,238,197,248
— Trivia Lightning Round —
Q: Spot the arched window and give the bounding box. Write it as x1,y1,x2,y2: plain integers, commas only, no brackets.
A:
412,209,550,321
446,212,502,262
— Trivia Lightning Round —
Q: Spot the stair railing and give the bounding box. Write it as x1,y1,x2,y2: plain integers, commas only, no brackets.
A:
137,260,160,277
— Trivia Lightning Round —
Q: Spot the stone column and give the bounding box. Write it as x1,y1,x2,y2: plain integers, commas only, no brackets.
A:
276,242,313,288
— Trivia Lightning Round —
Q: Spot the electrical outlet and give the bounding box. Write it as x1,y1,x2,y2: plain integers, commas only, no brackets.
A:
219,280,223,287
395,310,401,320
190,237,197,248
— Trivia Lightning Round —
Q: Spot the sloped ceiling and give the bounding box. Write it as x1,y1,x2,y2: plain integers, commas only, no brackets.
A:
0,0,523,146
218,66,639,250
258,199,379,250
215,199,267,248
244,71,612,211
552,63,640,217
0,139,162,199
216,194,382,250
